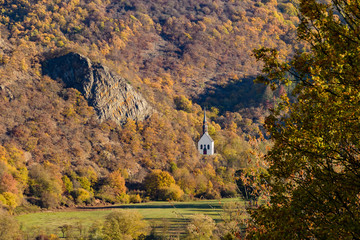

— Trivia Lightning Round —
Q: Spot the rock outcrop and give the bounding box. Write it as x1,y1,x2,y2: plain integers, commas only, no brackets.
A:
0,85,14,102
43,52,152,125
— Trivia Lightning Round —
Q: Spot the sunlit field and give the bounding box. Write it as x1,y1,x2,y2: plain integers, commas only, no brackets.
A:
17,198,243,238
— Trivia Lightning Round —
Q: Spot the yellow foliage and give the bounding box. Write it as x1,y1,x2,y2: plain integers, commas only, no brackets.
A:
108,170,126,195
203,16,214,25
184,32,192,40
0,192,20,211
212,29,221,39
20,58,28,71
75,188,91,203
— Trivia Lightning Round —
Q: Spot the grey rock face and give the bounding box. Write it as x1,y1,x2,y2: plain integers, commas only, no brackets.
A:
43,52,152,124
0,85,14,101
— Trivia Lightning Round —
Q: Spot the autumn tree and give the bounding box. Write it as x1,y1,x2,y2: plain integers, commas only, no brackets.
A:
107,169,127,195
97,169,127,203
0,145,28,211
174,95,193,113
235,168,266,206
28,164,62,208
102,210,150,240
251,0,360,239
143,169,182,200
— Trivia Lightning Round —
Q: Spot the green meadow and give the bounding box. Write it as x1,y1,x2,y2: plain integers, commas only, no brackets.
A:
16,198,243,238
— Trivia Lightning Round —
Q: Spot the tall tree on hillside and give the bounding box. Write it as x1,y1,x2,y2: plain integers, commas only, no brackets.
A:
250,0,360,239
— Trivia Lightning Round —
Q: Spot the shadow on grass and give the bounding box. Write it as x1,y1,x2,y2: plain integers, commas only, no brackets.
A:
77,202,223,210
150,218,190,237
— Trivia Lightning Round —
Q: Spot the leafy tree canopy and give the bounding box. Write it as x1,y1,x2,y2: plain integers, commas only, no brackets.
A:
251,0,360,239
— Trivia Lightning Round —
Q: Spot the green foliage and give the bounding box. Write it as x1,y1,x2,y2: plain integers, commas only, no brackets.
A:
102,210,150,240
169,161,178,173
116,193,130,204
251,0,360,239
77,176,91,192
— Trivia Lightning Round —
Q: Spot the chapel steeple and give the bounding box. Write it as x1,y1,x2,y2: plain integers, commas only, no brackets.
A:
203,108,208,135
198,107,214,155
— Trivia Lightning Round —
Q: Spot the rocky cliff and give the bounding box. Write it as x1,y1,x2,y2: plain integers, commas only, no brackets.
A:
43,52,152,125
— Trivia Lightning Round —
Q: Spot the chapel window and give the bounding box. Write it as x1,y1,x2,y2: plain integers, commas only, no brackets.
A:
207,144,210,149
200,145,203,149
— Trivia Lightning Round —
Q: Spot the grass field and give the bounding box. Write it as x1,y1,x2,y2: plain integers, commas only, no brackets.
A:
16,198,243,238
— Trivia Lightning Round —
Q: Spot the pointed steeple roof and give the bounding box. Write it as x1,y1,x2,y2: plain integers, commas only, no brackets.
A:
203,108,206,123
203,108,208,135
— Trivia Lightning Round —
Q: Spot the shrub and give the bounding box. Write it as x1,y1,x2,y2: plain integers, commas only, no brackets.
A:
0,192,20,212
143,170,176,200
88,221,104,240
186,214,216,240
129,194,142,203
116,193,130,204
40,191,61,208
62,175,73,194
96,185,116,203
102,210,150,240
72,188,92,204
0,209,22,240
157,184,184,201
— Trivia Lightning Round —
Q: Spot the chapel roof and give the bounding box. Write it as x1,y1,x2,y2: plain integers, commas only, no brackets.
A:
199,132,214,142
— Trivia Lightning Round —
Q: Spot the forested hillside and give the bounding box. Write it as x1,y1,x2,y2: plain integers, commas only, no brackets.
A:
0,0,298,210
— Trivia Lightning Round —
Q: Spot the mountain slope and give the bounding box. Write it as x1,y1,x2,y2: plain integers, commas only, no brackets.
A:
0,0,297,209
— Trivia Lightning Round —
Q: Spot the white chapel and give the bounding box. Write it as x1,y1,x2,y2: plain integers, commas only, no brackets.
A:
198,109,214,155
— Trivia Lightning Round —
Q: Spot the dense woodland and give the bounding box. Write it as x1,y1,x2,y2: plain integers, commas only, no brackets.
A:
0,0,303,233
4,0,360,239
0,0,300,212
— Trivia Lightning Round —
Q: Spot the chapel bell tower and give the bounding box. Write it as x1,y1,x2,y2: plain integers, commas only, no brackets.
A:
198,109,214,155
